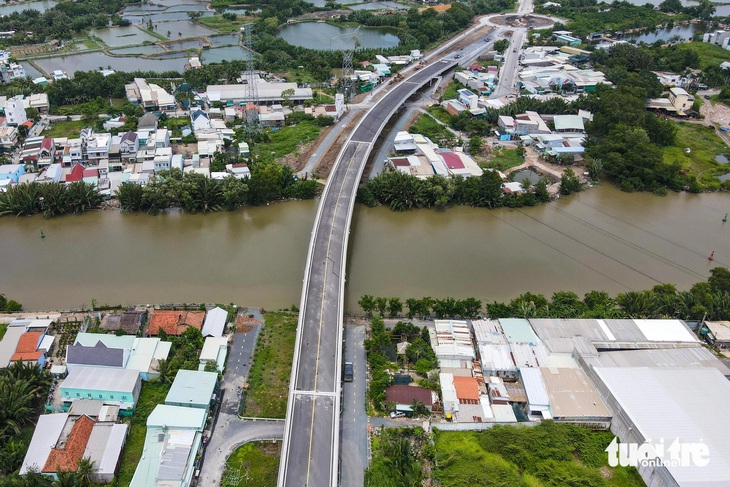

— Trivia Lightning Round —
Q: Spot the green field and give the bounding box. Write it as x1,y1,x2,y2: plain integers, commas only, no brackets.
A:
243,311,297,418
410,113,458,146
199,15,249,34
490,147,525,171
662,122,730,184
426,106,453,125
673,42,730,70
251,122,322,166
434,423,644,487
222,441,281,487
0,323,7,341
44,120,87,138
116,382,171,486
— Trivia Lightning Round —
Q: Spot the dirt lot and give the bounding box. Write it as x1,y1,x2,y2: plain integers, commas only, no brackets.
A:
236,313,261,333
701,99,730,127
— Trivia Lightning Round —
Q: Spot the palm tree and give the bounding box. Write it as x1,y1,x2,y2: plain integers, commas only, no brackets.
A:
75,457,95,487
0,376,36,438
53,471,78,487
411,399,428,418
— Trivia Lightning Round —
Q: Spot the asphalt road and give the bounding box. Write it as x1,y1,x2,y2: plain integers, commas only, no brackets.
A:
279,59,456,487
197,309,263,486
339,323,368,487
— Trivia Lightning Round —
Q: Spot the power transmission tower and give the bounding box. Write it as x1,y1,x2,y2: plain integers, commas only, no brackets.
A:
332,27,359,101
242,23,260,140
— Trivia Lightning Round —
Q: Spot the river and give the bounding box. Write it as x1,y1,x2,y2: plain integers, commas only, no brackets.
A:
0,186,728,312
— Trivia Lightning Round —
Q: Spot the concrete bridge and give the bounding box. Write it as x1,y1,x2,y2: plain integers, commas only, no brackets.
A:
277,59,457,487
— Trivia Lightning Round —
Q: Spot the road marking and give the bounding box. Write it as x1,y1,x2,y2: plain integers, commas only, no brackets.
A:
304,148,358,486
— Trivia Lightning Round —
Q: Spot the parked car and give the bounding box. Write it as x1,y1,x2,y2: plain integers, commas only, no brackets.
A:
704,95,711,100
390,411,406,418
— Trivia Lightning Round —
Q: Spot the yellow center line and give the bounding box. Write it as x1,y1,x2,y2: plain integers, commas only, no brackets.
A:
304,145,359,486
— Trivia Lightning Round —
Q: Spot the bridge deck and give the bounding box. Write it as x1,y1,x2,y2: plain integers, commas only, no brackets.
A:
279,59,455,487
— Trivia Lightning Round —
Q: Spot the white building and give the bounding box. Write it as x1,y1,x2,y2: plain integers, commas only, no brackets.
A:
5,95,26,126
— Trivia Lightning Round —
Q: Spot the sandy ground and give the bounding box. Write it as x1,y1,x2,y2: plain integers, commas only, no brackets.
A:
701,99,730,127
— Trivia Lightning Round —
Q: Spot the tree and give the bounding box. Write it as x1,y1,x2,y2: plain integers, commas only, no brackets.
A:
374,297,388,316
281,88,295,107
411,399,429,418
75,458,94,487
708,267,730,294
559,168,582,195
359,295,375,317
387,297,403,318
468,136,483,155
494,39,509,54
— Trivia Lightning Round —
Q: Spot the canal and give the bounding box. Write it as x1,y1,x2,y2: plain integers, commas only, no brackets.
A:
0,185,728,312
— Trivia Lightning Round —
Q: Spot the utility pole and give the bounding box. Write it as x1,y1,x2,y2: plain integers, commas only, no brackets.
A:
332,27,359,102
242,23,260,142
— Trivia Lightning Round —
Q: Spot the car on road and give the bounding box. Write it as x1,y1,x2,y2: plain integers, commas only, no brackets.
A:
343,361,353,382
390,411,406,418
704,95,711,100
720,127,730,132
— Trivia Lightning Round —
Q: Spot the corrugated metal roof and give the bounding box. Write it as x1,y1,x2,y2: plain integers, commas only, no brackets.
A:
479,344,515,372
67,343,125,368
165,370,217,408
200,337,228,362
594,367,730,485
20,413,68,474
491,404,517,422
201,307,227,338
520,368,550,407
0,326,25,367
61,367,139,394
472,319,507,345
582,348,730,376
83,423,128,474
499,318,539,344
539,367,610,419
74,333,135,350
147,405,207,430
632,319,698,343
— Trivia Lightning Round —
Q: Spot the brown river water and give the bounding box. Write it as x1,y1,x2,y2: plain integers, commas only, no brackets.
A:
0,185,728,312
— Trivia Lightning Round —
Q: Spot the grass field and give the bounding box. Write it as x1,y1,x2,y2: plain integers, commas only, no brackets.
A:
222,441,281,487
251,122,322,166
44,120,88,138
426,106,453,125
662,122,730,184
674,42,730,70
434,424,644,487
198,15,251,34
243,311,297,418
489,147,525,171
116,381,171,486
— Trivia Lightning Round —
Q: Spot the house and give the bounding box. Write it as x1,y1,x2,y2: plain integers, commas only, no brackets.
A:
0,62,25,83
130,405,207,487
60,367,141,413
202,307,228,338
26,93,50,114
37,137,54,167
704,30,730,50
238,141,250,158
125,78,176,111
191,110,211,131
5,95,26,126
385,385,435,410
20,135,43,165
457,88,479,109
136,112,159,130
669,87,694,112
36,163,63,183
62,139,83,167
119,130,139,163
64,163,85,183
206,77,313,105
259,111,285,128
21,412,127,482
552,114,585,133
9,331,47,367
66,342,127,373
85,133,111,164
199,337,228,372
0,125,18,149
99,309,146,335
165,369,218,412
554,34,582,46
393,131,417,153
0,163,24,183
146,310,205,337
153,128,170,148
153,147,172,172
227,163,251,179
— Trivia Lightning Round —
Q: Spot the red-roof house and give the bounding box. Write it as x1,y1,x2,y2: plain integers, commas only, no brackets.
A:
42,415,95,474
146,310,205,336
65,163,84,183
9,331,45,365
385,385,434,410
440,152,465,170
453,376,480,405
